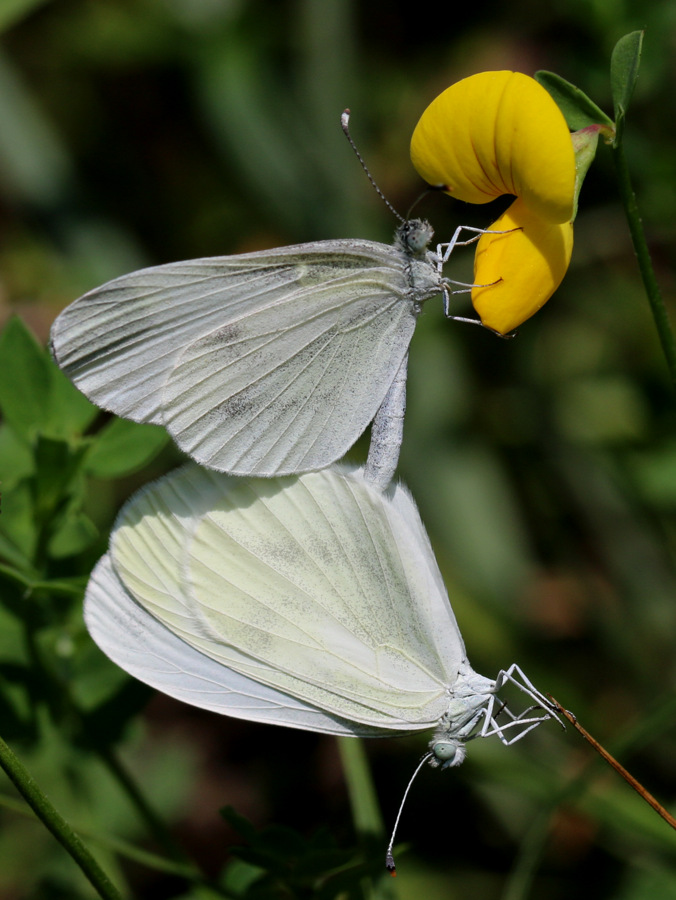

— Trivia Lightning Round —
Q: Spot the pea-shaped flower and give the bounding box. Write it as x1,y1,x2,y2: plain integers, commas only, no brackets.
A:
411,71,577,334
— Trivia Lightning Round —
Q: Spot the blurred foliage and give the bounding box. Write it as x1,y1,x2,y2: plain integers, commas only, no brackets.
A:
1,0,676,898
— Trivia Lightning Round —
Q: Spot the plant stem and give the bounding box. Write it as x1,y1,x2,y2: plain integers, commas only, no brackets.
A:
338,737,385,839
0,734,123,900
337,737,398,900
73,714,231,897
23,607,179,860
94,740,186,860
501,691,676,900
612,139,676,388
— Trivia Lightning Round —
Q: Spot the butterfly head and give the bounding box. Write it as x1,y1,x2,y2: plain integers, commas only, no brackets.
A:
396,219,434,257
428,738,467,769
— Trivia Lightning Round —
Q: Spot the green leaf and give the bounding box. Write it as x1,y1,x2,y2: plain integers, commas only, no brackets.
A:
0,586,32,654
47,511,99,558
221,805,261,845
0,601,37,741
221,806,356,892
76,676,151,744
0,680,31,740
83,417,170,478
0,317,98,447
0,480,38,568
32,436,86,523
0,423,34,486
0,561,85,596
0,531,33,572
221,857,266,896
610,30,644,121
0,0,52,33
535,71,614,130
46,359,100,438
0,317,52,440
629,441,676,506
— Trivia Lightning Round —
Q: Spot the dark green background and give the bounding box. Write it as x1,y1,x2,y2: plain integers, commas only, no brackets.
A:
1,1,676,898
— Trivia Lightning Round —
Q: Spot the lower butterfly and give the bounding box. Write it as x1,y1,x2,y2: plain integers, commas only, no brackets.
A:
86,463,559,766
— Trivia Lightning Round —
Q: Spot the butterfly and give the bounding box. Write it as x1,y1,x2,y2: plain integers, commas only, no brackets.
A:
85,463,557,758
51,220,485,481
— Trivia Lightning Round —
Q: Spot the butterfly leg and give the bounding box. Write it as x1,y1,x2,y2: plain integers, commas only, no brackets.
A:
495,664,565,729
435,225,490,269
449,697,543,748
483,716,550,745
436,226,519,337
435,225,516,268
476,665,564,745
439,281,514,338
478,699,554,745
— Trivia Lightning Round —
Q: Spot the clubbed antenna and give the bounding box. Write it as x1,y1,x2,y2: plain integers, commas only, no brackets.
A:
384,751,433,875
341,109,405,223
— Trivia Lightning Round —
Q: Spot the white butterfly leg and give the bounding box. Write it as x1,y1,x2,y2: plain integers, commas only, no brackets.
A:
435,225,518,268
479,711,551,746
435,225,492,267
478,664,564,746
435,226,517,332
494,663,564,726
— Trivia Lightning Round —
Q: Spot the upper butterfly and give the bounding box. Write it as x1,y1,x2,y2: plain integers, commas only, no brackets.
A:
50,218,472,477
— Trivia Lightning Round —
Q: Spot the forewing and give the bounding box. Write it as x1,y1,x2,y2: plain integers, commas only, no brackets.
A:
162,268,417,474
51,241,418,474
85,555,373,734
110,464,462,730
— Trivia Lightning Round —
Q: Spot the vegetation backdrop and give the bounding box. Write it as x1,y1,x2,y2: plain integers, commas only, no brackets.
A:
1,1,676,899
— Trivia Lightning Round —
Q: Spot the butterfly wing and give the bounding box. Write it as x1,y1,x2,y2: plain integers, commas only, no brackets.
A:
51,241,424,475
89,464,466,733
85,555,371,734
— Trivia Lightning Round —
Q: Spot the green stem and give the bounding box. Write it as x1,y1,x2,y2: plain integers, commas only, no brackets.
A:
612,139,676,388
94,740,187,862
23,610,173,859
338,737,385,839
71,713,231,897
0,791,232,896
0,734,123,900
337,737,398,900
21,611,226,896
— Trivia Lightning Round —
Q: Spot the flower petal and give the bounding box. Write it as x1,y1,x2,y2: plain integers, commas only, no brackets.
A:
411,71,576,224
471,198,574,335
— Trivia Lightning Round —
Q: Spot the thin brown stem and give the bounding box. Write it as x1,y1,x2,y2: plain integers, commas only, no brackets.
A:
547,694,676,832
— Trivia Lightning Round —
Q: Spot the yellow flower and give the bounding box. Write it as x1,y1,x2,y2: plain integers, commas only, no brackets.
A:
472,199,574,335
411,71,577,332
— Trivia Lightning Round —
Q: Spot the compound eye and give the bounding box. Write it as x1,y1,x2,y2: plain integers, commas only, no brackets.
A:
432,740,458,763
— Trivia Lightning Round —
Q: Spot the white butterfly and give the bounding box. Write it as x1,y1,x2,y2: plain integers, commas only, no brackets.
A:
50,221,485,482
85,463,558,764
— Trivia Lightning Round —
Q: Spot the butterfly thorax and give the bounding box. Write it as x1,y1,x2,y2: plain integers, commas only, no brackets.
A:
395,218,443,309
427,663,497,769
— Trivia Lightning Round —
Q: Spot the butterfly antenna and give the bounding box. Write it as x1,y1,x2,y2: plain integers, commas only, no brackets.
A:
405,187,442,220
385,751,433,875
341,109,405,224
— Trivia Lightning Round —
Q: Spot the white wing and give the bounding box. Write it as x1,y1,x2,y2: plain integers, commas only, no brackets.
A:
85,555,371,734
91,464,466,733
51,241,432,476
